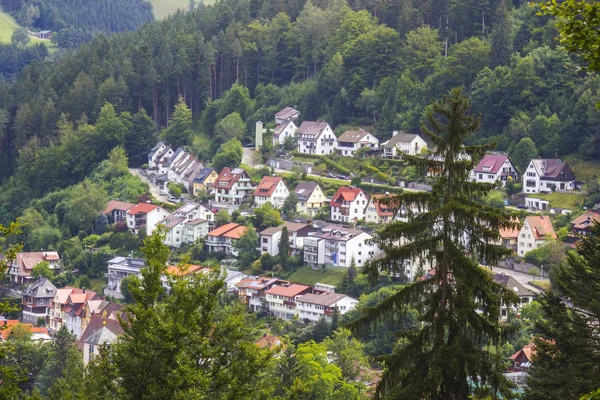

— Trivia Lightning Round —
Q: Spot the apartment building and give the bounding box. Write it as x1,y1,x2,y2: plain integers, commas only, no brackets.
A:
296,292,358,322
211,167,254,205
304,226,378,268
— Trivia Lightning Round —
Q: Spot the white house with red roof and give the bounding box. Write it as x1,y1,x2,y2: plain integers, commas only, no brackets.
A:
273,119,298,146
297,121,337,155
103,200,134,224
211,167,254,205
205,223,249,255
254,176,289,208
518,215,557,257
330,186,368,223
470,154,519,187
365,193,396,224
296,292,359,322
266,284,312,320
126,202,169,236
236,276,289,311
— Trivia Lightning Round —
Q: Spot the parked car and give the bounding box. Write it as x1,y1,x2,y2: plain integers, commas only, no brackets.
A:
516,204,528,209
326,173,337,179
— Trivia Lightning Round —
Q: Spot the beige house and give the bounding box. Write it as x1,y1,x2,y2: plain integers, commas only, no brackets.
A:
365,194,396,224
295,182,326,216
517,216,557,257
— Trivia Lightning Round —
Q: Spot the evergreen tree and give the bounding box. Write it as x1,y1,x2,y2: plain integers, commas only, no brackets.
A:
279,226,290,271
354,88,519,399
490,0,514,67
164,96,192,148
281,192,298,218
525,222,600,400
126,108,156,167
511,137,538,173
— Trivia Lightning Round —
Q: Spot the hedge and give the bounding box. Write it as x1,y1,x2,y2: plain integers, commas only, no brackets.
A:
321,157,352,175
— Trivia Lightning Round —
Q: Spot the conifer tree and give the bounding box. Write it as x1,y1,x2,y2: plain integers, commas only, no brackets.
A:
354,88,519,399
279,226,290,271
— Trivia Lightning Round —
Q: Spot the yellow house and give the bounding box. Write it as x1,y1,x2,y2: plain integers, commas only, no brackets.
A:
193,167,219,196
295,182,326,216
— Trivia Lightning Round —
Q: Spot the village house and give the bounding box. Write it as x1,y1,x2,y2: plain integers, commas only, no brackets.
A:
81,300,122,335
49,288,74,333
79,314,124,366
303,225,378,268
192,167,218,196
236,276,289,312
274,106,300,125
160,216,188,248
259,222,319,256
205,223,248,255
498,217,520,253
570,211,600,237
104,256,145,299
470,154,519,186
492,273,537,319
0,319,51,342
162,264,207,293
160,203,214,248
172,202,214,222
21,278,56,325
523,159,577,194
330,186,368,223
381,131,428,158
296,292,359,323
254,176,289,208
64,289,101,339
335,129,379,157
103,200,134,224
517,215,557,257
297,121,337,155
9,251,61,285
509,341,538,372
167,148,203,192
365,193,396,224
126,202,169,236
211,167,254,205
265,284,312,320
147,142,174,169
525,197,550,211
273,119,298,146
295,182,327,216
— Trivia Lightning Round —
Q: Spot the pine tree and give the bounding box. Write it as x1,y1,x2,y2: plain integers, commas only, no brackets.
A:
354,88,519,399
490,0,514,67
279,226,290,271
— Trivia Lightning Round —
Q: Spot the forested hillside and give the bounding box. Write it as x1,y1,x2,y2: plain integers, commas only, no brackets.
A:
0,0,599,221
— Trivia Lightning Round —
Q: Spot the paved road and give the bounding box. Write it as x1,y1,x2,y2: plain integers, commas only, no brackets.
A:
490,265,548,293
129,168,168,202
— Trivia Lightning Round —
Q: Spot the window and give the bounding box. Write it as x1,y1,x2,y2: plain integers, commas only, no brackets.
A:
262,238,268,244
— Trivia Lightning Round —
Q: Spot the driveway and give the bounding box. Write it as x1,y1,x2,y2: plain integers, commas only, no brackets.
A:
129,168,168,202
490,266,549,293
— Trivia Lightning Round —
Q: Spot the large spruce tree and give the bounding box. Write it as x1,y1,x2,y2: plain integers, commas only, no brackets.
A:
354,88,519,399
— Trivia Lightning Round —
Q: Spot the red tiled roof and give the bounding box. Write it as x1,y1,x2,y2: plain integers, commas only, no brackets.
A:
330,186,366,207
222,225,248,239
15,252,60,277
526,216,557,240
571,211,600,230
208,222,242,237
499,217,520,239
256,334,283,349
254,176,283,197
211,167,250,190
474,154,509,174
165,264,207,276
266,284,310,298
127,202,159,215
370,194,396,217
103,200,135,214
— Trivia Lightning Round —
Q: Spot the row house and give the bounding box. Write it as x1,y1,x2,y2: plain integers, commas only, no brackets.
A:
236,276,289,312
265,284,312,320
274,106,300,125
64,289,101,339
382,131,428,158
273,119,298,146
147,142,174,170
517,215,557,257
297,121,336,155
81,300,122,335
304,225,378,268
104,256,145,299
336,129,379,157
330,186,368,223
103,200,134,224
471,154,519,187
254,176,289,208
295,182,327,216
192,167,218,196
365,193,396,224
126,202,169,236
205,223,249,255
259,222,319,256
167,148,204,192
21,277,56,325
523,159,576,194
296,292,358,323
9,251,61,285
161,203,214,247
211,167,254,205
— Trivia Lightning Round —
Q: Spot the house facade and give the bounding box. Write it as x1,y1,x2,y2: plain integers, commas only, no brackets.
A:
64,289,101,339
9,252,61,285
205,223,248,255
523,159,577,194
330,186,368,223
192,167,218,195
236,277,288,312
254,176,289,208
295,182,326,216
365,193,396,224
259,222,318,256
382,131,428,158
265,284,312,320
148,142,174,169
296,292,359,322
79,314,123,366
273,120,298,146
493,273,537,319
297,121,337,155
498,217,520,253
211,167,254,205
335,130,379,157
570,211,600,237
21,278,57,325
517,216,557,257
104,256,145,299
274,106,300,125
303,226,378,268
470,154,519,186
126,203,169,236
103,200,134,224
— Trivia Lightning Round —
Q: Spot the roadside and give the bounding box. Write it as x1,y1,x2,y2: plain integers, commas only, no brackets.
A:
491,265,549,294
129,168,168,202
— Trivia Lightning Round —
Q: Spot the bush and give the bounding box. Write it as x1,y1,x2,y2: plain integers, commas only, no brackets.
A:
79,275,91,290
321,157,351,175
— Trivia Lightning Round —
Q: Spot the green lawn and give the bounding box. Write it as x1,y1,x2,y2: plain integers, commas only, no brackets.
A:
528,280,551,292
284,266,347,289
564,156,600,184
0,8,55,47
536,191,585,210
149,0,216,19
75,276,106,294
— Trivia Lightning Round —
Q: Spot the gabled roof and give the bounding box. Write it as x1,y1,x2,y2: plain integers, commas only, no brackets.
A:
295,182,319,201
369,194,396,217
148,141,165,158
236,276,287,290
296,292,355,307
254,176,284,197
211,167,250,190
23,277,56,298
525,216,557,240
297,121,329,138
208,223,247,239
127,203,159,215
78,314,124,350
474,154,510,174
256,333,283,349
85,326,119,346
275,106,299,120
159,216,186,229
274,120,296,136
266,284,310,298
165,264,207,277
570,211,600,230
103,200,135,214
186,218,209,226
14,252,60,277
194,167,215,184
509,341,537,364
330,186,366,207
530,159,576,181
54,288,75,305
492,274,537,298
499,217,521,239
383,132,420,149
337,130,372,143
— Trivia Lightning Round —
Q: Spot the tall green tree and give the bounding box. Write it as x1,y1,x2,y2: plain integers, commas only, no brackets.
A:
354,88,518,399
126,108,156,167
511,137,538,173
490,0,514,67
164,96,192,148
278,226,290,271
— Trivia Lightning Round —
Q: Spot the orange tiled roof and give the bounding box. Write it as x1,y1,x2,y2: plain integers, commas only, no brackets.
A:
500,217,520,239
266,284,310,298
127,202,159,215
330,186,366,207
254,176,283,197
370,194,396,217
165,264,206,276
208,222,242,237
526,216,557,240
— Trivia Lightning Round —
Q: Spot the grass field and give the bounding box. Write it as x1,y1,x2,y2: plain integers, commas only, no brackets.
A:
536,191,585,210
149,0,216,20
0,8,55,47
565,156,600,184
528,280,551,292
284,266,347,289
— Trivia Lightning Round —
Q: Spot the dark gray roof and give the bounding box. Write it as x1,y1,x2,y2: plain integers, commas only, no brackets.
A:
194,167,215,183
531,159,576,181
492,274,537,298
23,278,56,298
295,182,318,201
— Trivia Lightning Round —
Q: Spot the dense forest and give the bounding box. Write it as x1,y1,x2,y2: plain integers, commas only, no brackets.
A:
1,0,600,220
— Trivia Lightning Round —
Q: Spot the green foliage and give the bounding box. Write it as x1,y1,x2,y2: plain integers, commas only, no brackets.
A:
212,139,243,172
523,240,568,270
32,261,53,279
167,181,184,198
511,137,538,173
215,209,232,227
163,97,193,148
119,274,137,304
253,203,282,231
11,27,29,47
234,227,260,269
278,226,290,271
281,192,298,218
